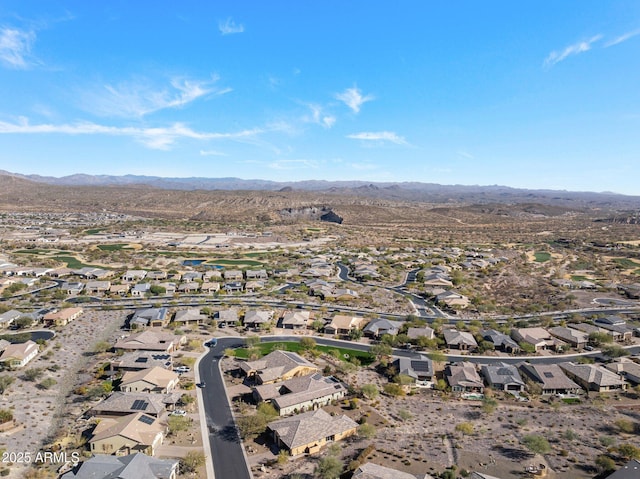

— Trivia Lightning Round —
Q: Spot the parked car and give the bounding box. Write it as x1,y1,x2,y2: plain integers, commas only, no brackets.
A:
169,409,187,417
197,382,206,388
205,338,218,347
173,366,190,373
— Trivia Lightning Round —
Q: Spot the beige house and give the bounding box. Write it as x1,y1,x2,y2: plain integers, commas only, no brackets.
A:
254,374,347,416
240,350,319,384
268,409,357,456
511,327,564,351
324,315,367,336
43,307,83,327
115,330,186,353
559,362,627,392
280,311,311,330
89,413,164,456
0,340,39,368
120,366,180,393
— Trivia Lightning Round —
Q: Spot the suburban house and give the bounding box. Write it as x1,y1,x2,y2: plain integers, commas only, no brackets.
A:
423,273,453,288
559,362,628,392
146,271,167,280
122,270,147,282
89,412,165,456
61,281,85,295
268,408,358,456
253,373,348,416
131,283,151,297
407,326,435,341
181,271,203,283
217,309,240,327
246,269,268,280
481,363,525,392
0,309,22,329
511,327,564,351
594,317,633,342
443,329,478,351
120,366,180,394
129,308,169,328
245,280,265,292
547,326,589,349
352,462,426,479
445,363,485,393
481,329,520,353
240,350,319,384
85,281,111,294
606,358,640,385
42,307,83,327
363,318,403,338
435,290,470,308
109,284,130,296
89,391,178,418
324,315,367,336
280,311,311,330
109,352,173,373
223,270,244,281
75,267,113,280
243,310,274,329
61,453,179,479
224,281,244,293
392,356,434,387
519,363,582,395
155,282,176,295
173,308,206,326
115,330,186,353
177,282,200,293
0,340,39,368
200,281,220,294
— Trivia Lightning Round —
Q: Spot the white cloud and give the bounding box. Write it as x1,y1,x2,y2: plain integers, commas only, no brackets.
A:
335,87,374,113
0,117,262,150
200,149,228,157
82,75,230,118
219,17,244,35
605,29,640,47
346,131,407,145
543,35,603,68
349,162,379,171
457,150,475,160
0,27,36,69
304,104,336,129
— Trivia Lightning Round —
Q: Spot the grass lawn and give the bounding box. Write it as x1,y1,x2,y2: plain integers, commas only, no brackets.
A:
206,258,264,267
85,228,107,235
232,341,375,365
51,256,106,269
571,275,588,281
97,244,131,251
13,249,51,255
534,251,551,262
613,257,640,269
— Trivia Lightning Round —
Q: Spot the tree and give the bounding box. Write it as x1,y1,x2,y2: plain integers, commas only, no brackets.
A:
481,398,498,415
38,378,57,390
617,443,640,460
180,451,205,473
349,328,363,341
149,284,166,296
256,402,278,420
299,337,317,351
383,383,405,397
595,455,616,474
588,332,613,346
521,434,551,455
602,345,630,359
92,341,111,354
614,419,636,434
167,416,191,434
455,422,474,435
245,335,261,348
0,376,15,395
370,343,392,361
315,455,343,479
361,384,379,400
14,316,33,329
0,409,13,424
357,423,376,439
237,414,267,439
23,368,45,382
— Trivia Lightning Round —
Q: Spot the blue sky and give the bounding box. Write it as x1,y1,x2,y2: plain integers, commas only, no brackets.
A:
0,1,639,194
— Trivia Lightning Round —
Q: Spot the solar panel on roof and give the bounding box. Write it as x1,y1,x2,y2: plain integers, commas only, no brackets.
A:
138,415,154,425
135,357,148,363
543,372,554,378
411,361,431,372
131,400,149,411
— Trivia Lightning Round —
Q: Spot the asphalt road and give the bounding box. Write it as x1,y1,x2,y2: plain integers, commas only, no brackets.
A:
198,337,250,479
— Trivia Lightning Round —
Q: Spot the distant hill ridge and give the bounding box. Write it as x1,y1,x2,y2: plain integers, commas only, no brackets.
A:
1,169,639,210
